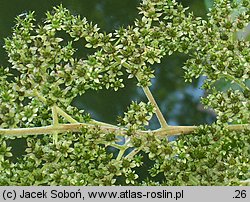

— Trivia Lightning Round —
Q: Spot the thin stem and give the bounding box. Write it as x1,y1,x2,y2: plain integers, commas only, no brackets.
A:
116,138,130,161
125,144,144,159
56,106,118,128
34,86,125,129
56,105,118,128
108,143,124,150
56,106,79,123
90,120,117,127
220,74,248,91
142,86,168,128
52,105,59,144
52,105,59,125
116,148,126,160
33,89,47,103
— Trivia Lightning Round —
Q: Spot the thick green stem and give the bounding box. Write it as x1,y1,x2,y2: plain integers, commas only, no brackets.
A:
0,123,124,136
152,126,198,136
151,124,250,136
1,123,249,137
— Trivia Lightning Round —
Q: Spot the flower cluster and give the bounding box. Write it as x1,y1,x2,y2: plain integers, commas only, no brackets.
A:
183,1,250,85
202,89,250,124
146,125,250,185
117,101,155,132
0,0,249,185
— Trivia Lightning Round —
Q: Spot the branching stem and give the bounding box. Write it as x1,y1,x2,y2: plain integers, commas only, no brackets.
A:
1,123,249,137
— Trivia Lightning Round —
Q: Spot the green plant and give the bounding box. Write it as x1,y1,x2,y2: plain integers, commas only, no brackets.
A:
0,0,249,185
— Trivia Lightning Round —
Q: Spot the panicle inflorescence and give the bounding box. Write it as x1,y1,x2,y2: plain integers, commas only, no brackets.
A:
0,0,249,185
